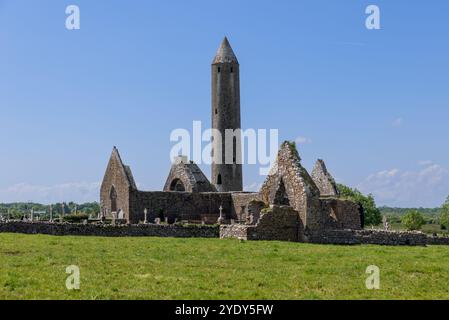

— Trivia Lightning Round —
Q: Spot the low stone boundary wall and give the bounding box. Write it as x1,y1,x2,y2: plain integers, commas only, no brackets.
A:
0,221,219,238
426,235,449,245
308,229,428,246
3,221,449,246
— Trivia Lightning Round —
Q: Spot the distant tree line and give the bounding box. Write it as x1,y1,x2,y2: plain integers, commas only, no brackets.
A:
0,202,100,220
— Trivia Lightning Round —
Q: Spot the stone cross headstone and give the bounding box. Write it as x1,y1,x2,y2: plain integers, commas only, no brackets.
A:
217,205,225,224
61,203,65,222
383,216,390,231
144,208,148,224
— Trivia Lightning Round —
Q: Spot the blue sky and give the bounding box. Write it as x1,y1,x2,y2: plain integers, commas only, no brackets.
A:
0,0,448,207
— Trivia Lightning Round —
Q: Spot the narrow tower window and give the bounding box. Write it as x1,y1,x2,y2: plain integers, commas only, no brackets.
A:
217,174,222,185
217,67,221,73
230,67,233,73
233,136,237,163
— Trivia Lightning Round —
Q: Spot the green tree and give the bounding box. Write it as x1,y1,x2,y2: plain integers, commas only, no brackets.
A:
337,184,382,226
440,196,449,230
402,210,426,231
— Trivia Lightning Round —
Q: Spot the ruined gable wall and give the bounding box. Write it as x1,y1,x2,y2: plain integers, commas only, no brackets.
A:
100,153,132,221
259,143,321,230
163,163,215,193
311,160,339,197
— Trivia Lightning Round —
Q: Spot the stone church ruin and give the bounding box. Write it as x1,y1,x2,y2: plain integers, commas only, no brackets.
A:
99,37,364,242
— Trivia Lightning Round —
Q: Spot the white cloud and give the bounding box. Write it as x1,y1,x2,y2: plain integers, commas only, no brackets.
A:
295,136,312,145
0,182,100,204
392,118,403,127
418,160,433,166
358,163,449,207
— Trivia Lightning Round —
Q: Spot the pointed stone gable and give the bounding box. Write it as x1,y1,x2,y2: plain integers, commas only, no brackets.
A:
105,147,136,190
163,157,215,193
100,147,136,221
311,159,339,197
259,142,321,228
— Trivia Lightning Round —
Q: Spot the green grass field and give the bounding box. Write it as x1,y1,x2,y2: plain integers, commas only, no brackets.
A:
1,233,449,300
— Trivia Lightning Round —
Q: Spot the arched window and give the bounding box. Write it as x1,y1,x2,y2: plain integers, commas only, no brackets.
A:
217,174,222,185
217,67,221,73
110,186,118,213
169,178,186,192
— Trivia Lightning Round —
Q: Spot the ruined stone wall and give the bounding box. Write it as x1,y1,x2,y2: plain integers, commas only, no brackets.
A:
230,192,263,220
426,235,449,245
219,224,249,240
220,205,303,242
318,198,362,231
308,229,428,246
0,221,219,238
3,221,449,246
259,142,321,232
129,191,234,224
311,159,339,197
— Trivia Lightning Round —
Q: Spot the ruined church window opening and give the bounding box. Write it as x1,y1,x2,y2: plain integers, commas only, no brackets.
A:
274,179,290,206
217,67,221,73
217,174,222,185
230,67,233,73
169,178,186,192
110,186,118,213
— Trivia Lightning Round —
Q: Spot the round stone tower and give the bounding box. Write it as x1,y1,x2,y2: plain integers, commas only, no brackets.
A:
211,37,243,192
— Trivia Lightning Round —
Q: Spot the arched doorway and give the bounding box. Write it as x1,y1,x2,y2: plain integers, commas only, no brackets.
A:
110,186,118,214
169,178,186,192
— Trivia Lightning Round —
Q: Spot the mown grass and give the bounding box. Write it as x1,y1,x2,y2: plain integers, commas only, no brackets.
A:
0,233,449,300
